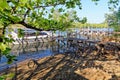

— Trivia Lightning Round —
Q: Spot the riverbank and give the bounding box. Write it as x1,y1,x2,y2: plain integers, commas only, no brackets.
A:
113,32,120,35
0,40,120,80
0,53,120,80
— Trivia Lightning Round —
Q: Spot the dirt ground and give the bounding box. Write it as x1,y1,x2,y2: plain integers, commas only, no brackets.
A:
0,40,120,80
0,52,120,80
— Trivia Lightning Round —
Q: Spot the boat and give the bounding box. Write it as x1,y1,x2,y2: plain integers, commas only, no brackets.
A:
5,27,56,44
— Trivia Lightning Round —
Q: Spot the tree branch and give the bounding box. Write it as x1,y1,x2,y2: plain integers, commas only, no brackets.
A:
18,21,43,31
23,8,30,22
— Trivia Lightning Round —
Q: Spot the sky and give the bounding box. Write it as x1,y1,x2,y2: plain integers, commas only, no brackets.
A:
76,0,111,23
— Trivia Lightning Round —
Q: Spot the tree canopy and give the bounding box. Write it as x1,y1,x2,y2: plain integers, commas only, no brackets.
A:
74,22,107,28
0,0,84,31
0,0,119,31
105,7,120,31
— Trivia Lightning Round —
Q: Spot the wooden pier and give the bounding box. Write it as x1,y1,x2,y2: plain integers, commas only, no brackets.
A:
56,37,101,53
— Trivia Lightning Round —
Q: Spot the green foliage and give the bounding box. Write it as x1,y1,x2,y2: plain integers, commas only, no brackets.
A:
0,73,14,80
0,36,16,64
105,7,120,31
0,0,10,10
114,25,120,31
0,21,4,28
75,22,107,28
108,0,119,9
6,55,16,64
80,17,87,24
0,0,86,32
17,29,24,38
0,43,7,51
0,0,118,32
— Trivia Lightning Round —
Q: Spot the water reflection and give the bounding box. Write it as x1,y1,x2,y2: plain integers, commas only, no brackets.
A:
0,28,120,71
11,42,59,57
0,42,60,71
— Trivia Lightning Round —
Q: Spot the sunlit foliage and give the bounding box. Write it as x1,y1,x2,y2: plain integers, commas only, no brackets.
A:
105,7,120,31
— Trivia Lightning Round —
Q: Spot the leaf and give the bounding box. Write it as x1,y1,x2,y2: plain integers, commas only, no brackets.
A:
47,0,51,3
0,75,7,80
0,23,4,28
2,47,11,55
26,3,33,10
20,0,28,4
58,8,63,12
0,43,7,51
7,73,15,79
3,37,14,43
17,29,24,38
32,11,36,17
0,0,10,10
51,8,54,13
49,14,52,18
0,73,14,80
7,55,16,64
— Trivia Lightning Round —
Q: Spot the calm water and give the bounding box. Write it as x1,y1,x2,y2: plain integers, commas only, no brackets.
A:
0,42,60,71
0,28,118,71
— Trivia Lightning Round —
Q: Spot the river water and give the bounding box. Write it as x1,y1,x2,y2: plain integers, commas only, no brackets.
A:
0,28,119,71
0,42,61,71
